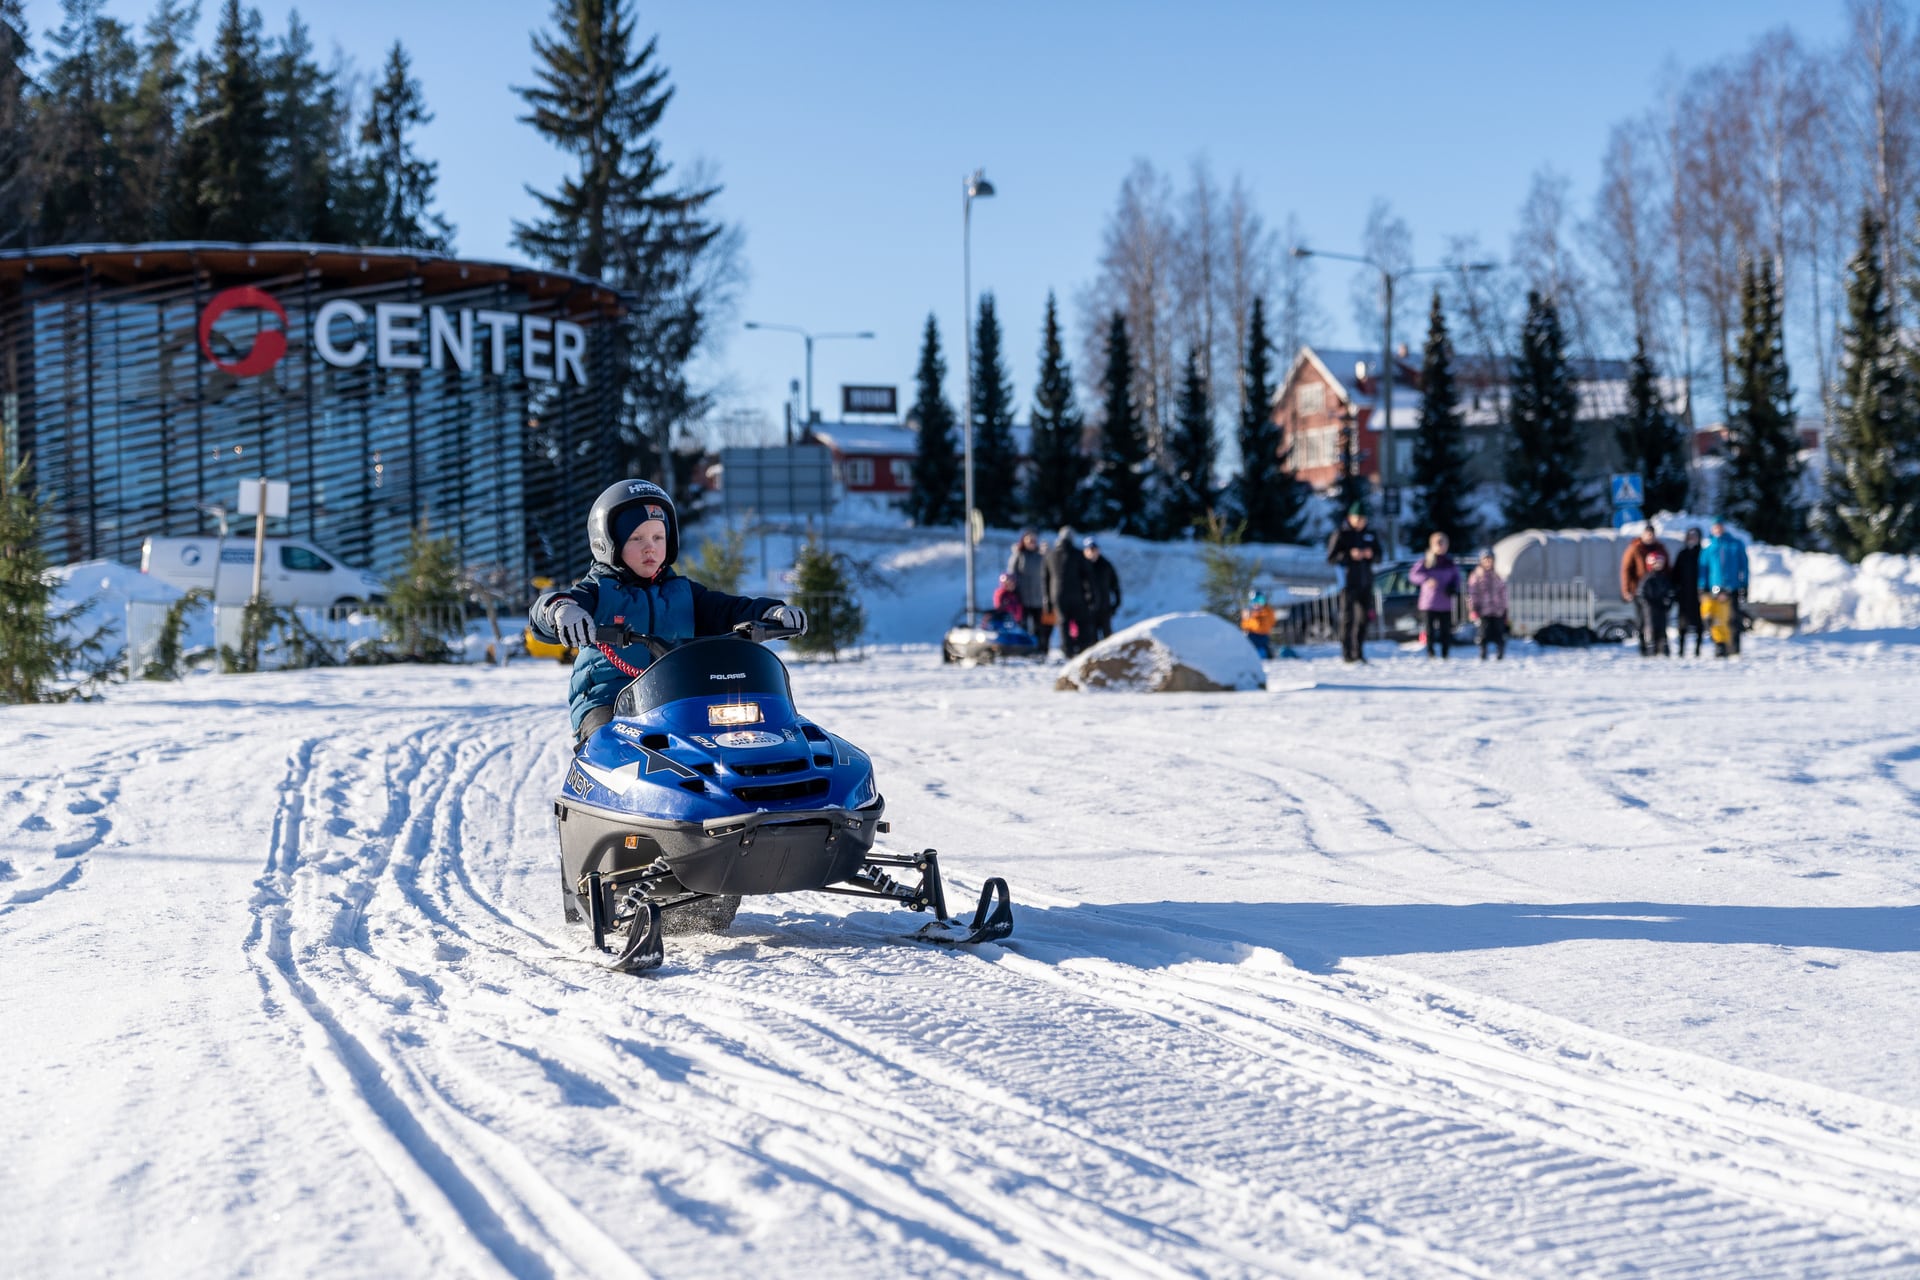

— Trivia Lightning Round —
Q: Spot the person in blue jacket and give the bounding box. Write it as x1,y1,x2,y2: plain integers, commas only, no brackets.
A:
530,479,804,745
1697,517,1749,657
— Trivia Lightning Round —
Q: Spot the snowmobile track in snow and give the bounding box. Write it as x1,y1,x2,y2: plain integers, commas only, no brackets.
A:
232,699,1920,1280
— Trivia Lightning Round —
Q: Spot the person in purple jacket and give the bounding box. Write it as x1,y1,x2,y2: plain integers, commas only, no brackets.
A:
1408,531,1463,658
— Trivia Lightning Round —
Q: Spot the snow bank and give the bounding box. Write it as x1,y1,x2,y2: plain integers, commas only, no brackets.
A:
1055,612,1266,692
1749,546,1920,633
51,559,185,660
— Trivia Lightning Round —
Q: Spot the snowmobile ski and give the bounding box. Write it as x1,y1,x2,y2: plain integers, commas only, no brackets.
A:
607,899,664,973
915,877,1015,946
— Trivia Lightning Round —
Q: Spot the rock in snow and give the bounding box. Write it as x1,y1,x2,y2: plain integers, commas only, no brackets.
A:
1056,611,1266,692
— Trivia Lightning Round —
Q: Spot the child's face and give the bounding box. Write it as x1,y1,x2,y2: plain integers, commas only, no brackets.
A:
620,519,668,578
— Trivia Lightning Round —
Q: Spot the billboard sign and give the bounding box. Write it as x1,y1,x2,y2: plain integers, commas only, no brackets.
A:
720,446,836,517
841,385,897,416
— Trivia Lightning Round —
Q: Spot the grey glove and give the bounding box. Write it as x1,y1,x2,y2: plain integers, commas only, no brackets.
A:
549,599,597,648
763,603,807,634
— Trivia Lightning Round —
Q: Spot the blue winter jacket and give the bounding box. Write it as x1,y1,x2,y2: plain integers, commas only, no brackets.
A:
531,563,780,732
1697,534,1749,594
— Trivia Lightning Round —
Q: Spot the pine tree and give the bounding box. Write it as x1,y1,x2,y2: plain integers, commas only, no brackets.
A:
515,0,723,491
1234,297,1306,543
1503,289,1592,531
969,293,1020,528
359,42,452,251
1083,312,1149,533
1618,332,1690,518
1,462,105,703
788,535,864,659
1818,210,1920,559
1723,257,1804,546
1025,292,1085,530
1408,289,1475,551
905,315,962,526
0,0,32,247
168,0,275,240
1160,349,1216,536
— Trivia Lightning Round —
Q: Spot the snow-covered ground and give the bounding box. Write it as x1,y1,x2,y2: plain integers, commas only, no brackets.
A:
5,630,1919,1278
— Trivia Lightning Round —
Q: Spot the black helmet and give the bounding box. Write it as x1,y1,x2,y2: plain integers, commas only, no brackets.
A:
588,479,678,569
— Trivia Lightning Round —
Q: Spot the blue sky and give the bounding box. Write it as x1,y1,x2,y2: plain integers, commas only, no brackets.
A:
26,0,1847,434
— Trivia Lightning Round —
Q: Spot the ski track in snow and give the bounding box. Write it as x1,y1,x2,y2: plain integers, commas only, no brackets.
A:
6,649,1920,1278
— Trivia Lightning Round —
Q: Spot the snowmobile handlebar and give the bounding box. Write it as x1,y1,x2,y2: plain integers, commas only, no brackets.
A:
601,619,800,657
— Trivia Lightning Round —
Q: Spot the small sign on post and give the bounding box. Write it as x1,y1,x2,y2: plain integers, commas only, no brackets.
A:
1611,504,1645,529
236,478,290,605
236,479,290,518
1609,473,1644,508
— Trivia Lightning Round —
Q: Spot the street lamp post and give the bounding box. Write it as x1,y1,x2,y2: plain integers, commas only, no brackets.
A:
743,322,876,428
1290,247,1492,552
962,167,995,622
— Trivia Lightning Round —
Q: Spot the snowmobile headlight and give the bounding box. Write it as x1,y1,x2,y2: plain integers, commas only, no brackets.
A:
708,702,763,727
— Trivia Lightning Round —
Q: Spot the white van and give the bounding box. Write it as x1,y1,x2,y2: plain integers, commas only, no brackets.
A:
140,536,386,610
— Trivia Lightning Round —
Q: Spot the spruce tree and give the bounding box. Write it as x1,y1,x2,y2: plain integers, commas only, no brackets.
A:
1331,420,1368,518
0,0,31,247
788,535,864,659
1503,289,1592,531
1619,332,1690,517
383,518,463,661
121,1,195,240
268,14,362,242
359,42,452,251
1083,312,1149,534
1818,210,1920,559
1234,297,1305,543
905,315,962,526
969,293,1020,528
34,0,139,242
515,0,723,490
1161,349,1217,536
1026,292,1086,530
1723,257,1804,546
168,0,275,240
1,462,105,703
1408,289,1475,551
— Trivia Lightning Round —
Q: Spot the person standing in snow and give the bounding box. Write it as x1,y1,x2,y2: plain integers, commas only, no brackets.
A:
530,480,799,747
1045,526,1090,658
1408,531,1462,659
1006,528,1049,652
1670,527,1705,657
1325,505,1380,664
1081,537,1122,646
1698,518,1749,657
1620,526,1675,657
1241,589,1277,659
1466,551,1509,660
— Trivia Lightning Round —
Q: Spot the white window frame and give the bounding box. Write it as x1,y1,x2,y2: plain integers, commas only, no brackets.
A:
844,457,875,487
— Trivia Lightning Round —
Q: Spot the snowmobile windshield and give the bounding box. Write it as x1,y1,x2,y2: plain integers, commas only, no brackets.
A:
616,635,794,719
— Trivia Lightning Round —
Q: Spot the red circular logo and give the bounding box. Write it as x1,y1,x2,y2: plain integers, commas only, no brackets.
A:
199,286,288,377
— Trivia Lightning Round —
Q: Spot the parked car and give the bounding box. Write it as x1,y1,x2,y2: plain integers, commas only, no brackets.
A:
941,609,1040,664
141,536,385,611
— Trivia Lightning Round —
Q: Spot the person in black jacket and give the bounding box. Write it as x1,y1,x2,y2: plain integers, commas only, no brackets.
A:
1325,505,1381,663
1670,527,1704,657
1081,537,1122,645
1044,526,1090,657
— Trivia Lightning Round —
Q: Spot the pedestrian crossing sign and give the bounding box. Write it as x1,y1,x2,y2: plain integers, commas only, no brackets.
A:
1612,504,1645,529
1610,473,1644,506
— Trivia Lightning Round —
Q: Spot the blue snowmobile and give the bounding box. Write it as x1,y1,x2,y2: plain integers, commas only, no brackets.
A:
555,621,1014,972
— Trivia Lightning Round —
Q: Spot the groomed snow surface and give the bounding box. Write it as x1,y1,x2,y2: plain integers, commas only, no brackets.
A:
5,629,1920,1279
